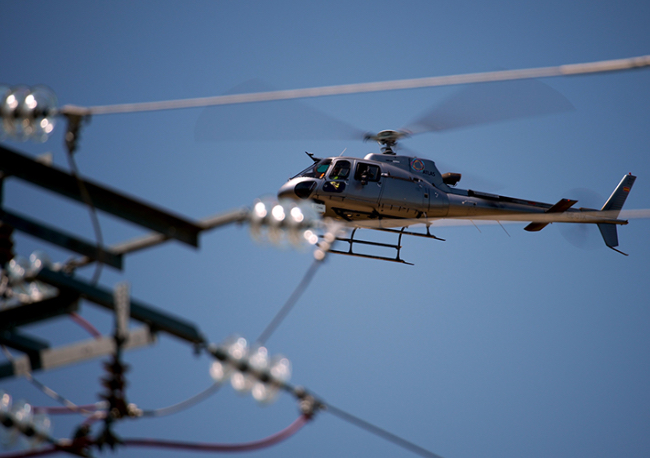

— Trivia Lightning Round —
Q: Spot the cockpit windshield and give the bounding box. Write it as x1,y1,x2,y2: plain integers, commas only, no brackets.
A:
292,159,332,180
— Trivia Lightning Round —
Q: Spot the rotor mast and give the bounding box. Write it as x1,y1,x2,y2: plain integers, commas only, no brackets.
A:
364,130,410,155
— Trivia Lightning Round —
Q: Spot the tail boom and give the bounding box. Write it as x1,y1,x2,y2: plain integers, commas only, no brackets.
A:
522,173,636,254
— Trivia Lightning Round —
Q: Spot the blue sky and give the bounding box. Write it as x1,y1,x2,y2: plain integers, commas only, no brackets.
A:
1,1,649,458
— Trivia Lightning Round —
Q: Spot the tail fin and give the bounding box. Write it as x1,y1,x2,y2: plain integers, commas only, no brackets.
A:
597,173,636,255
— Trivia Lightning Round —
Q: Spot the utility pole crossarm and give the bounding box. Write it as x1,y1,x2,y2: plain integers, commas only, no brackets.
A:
35,268,207,345
0,327,155,380
0,144,203,247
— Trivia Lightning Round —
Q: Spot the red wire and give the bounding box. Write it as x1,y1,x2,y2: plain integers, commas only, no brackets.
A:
0,415,309,458
123,414,310,452
0,446,59,458
68,312,102,339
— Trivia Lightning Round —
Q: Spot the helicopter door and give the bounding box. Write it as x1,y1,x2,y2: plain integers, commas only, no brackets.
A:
349,162,382,205
322,159,352,194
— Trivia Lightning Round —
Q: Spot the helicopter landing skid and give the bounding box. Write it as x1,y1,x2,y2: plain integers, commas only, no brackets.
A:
370,226,446,242
324,226,445,265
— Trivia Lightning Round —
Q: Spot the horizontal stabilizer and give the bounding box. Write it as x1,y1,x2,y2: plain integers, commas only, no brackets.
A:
524,198,578,232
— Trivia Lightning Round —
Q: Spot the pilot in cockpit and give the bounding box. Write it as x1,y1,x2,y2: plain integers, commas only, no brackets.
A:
330,161,351,180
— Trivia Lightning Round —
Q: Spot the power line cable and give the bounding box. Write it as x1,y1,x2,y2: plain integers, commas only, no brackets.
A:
64,151,104,284
33,404,102,415
264,380,444,458
1,346,97,416
24,375,97,417
0,309,103,416
140,382,221,418
256,258,323,345
59,55,650,116
324,402,445,458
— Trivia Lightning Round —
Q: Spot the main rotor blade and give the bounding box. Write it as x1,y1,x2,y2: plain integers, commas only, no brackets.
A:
61,55,650,116
194,79,365,142
404,78,574,135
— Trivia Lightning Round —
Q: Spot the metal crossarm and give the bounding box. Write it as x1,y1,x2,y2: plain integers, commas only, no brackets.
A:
0,327,155,379
35,267,206,345
0,144,203,247
0,209,123,269
0,291,80,330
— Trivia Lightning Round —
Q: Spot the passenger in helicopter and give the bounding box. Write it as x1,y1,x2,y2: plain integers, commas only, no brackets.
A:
355,163,380,183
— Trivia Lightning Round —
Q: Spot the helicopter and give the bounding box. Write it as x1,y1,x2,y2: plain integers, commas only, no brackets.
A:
192,75,643,264
277,128,636,263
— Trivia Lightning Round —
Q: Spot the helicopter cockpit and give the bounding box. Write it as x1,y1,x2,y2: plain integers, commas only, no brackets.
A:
281,156,387,202
292,159,331,180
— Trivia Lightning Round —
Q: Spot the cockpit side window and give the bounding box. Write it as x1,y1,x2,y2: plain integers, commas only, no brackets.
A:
329,160,351,180
294,159,331,179
354,163,381,182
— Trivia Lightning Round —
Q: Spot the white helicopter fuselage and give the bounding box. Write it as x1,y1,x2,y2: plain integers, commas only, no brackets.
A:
279,152,553,221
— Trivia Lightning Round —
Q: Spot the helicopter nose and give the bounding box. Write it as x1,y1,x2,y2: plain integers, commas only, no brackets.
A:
278,179,317,200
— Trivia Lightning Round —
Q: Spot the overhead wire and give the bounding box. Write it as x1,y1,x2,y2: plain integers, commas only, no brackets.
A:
64,151,104,284
59,55,650,116
1,306,105,417
33,404,102,415
140,382,222,418
324,402,445,458
1,345,98,417
271,380,445,458
256,257,324,345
